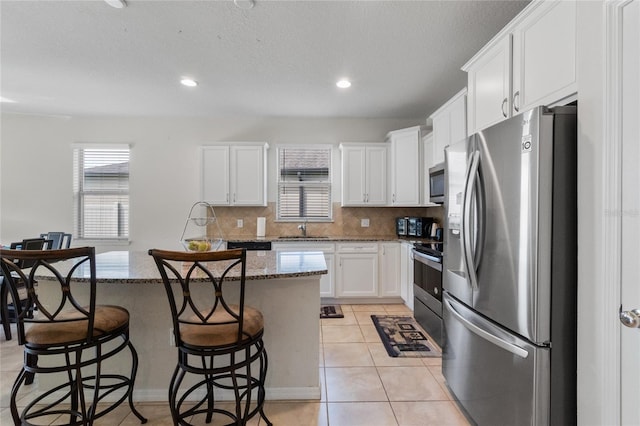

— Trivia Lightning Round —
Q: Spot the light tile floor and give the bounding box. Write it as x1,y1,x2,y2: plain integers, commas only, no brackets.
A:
0,304,470,425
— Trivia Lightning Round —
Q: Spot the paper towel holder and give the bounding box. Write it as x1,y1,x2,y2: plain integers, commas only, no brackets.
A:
257,217,266,237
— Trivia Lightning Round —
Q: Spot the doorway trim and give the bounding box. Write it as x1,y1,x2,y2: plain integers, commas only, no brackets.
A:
599,1,632,423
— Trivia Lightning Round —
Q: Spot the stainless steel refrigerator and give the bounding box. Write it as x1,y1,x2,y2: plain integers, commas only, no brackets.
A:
442,106,577,425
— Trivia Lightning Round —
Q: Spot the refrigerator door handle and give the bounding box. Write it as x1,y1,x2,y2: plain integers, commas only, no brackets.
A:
444,295,529,359
463,150,481,291
471,157,486,273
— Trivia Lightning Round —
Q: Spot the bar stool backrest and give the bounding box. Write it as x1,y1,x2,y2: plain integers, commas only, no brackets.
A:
39,232,73,250
148,248,248,346
0,247,97,346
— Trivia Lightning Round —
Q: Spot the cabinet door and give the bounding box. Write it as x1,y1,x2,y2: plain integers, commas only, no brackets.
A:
320,254,335,298
422,133,435,205
341,145,367,206
337,253,378,297
202,146,230,205
274,242,335,297
449,92,468,144
230,145,266,206
389,127,421,206
365,146,388,205
400,242,415,309
431,113,449,166
511,0,577,114
379,243,401,297
467,35,512,134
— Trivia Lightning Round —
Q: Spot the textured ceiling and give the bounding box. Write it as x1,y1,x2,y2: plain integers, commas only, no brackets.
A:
0,0,529,119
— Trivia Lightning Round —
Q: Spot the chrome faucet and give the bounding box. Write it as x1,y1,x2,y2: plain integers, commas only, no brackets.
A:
297,222,307,237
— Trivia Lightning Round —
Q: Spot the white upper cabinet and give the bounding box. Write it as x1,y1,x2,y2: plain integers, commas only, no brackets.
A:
463,0,577,134
511,0,577,114
202,145,230,205
340,143,387,206
430,88,467,166
422,132,435,206
201,143,268,206
464,35,512,134
387,126,424,206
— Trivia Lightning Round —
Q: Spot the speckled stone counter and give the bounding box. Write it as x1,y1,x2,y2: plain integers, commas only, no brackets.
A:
36,250,327,283
35,250,326,402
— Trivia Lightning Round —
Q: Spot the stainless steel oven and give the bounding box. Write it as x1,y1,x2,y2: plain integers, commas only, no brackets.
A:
412,243,443,347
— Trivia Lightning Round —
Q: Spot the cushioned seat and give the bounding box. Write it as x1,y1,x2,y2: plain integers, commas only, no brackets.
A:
148,248,272,426
0,247,147,425
25,305,130,346
181,305,264,347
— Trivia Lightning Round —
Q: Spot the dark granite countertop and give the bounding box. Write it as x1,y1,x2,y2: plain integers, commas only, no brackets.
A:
34,250,327,284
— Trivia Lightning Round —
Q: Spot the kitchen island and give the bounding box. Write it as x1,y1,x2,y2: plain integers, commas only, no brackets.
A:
34,250,327,402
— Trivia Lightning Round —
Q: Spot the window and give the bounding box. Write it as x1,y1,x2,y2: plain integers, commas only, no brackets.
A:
277,146,332,221
73,145,130,240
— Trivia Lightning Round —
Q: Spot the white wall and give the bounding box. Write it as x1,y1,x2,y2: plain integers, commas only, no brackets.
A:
0,114,417,252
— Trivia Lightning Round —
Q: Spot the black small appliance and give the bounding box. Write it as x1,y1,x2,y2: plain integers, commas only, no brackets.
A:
407,217,434,237
395,217,408,236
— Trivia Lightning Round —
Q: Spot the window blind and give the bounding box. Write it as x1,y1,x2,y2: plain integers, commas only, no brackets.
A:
277,146,332,220
73,146,130,239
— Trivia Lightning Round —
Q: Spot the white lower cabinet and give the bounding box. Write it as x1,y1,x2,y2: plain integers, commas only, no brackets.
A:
379,242,401,297
336,243,379,298
274,241,403,300
273,242,335,298
320,254,335,297
400,242,415,310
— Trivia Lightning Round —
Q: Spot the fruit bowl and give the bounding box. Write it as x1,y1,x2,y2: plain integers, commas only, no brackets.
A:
182,238,223,252
180,202,224,252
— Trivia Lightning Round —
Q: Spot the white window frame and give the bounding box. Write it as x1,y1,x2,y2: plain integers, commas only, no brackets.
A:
72,143,130,241
276,145,333,222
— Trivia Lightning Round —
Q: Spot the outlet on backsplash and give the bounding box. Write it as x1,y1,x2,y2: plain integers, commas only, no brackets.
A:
237,219,243,228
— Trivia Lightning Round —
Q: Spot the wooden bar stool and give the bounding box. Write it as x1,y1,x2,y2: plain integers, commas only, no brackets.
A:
0,247,147,425
148,248,271,426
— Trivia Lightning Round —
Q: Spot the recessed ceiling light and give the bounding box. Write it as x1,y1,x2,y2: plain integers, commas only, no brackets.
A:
336,79,351,89
104,0,127,9
181,78,198,87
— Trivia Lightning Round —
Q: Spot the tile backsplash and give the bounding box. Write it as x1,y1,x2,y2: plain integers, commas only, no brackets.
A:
214,202,444,239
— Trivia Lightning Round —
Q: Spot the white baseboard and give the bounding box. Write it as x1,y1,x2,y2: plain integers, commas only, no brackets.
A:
29,386,321,405
132,386,321,402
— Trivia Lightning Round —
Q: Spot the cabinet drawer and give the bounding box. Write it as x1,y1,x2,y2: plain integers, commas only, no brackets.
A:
273,242,335,253
336,243,378,253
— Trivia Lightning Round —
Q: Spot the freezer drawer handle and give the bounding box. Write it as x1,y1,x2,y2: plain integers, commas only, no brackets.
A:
444,296,529,359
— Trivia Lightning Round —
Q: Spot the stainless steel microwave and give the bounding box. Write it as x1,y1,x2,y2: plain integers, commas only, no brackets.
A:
429,163,445,204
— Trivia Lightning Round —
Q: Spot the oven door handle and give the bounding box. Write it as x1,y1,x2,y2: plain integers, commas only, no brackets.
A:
412,250,442,272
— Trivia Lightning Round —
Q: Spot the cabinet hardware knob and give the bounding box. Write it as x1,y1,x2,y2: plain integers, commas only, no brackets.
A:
501,98,508,118
513,91,520,112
